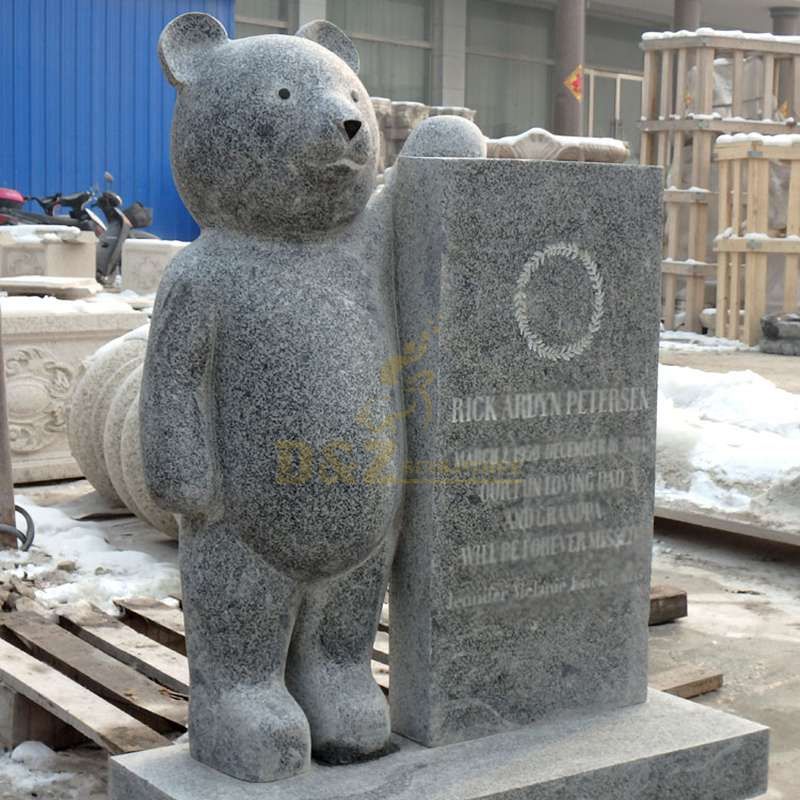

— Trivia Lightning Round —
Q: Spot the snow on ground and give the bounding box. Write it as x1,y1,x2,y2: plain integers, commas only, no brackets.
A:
657,364,800,530
1,496,179,614
659,330,753,353
0,743,106,800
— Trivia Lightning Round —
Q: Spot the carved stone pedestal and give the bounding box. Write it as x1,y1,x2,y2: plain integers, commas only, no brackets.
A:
1,297,146,483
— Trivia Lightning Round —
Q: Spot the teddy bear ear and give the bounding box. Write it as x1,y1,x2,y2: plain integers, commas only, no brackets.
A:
296,20,360,74
159,13,229,87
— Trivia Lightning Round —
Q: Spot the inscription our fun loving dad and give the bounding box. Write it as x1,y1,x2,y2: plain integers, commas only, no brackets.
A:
390,157,663,748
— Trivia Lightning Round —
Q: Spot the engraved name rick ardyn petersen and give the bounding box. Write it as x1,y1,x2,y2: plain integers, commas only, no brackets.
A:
450,385,649,424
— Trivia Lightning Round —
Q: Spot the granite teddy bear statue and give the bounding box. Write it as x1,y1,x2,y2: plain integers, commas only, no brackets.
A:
141,13,485,783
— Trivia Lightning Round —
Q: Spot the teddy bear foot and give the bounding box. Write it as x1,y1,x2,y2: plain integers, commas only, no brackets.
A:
290,664,391,765
189,683,311,782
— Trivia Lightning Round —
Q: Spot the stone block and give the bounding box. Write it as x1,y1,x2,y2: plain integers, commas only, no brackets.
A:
2,296,147,483
121,239,189,295
390,157,663,747
109,691,769,800
0,276,101,300
0,225,96,279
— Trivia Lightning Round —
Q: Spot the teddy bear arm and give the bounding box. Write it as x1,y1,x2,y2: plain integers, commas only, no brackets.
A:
140,270,219,518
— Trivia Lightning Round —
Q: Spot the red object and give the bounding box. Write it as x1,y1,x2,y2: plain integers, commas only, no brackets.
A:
564,65,584,102
0,188,24,210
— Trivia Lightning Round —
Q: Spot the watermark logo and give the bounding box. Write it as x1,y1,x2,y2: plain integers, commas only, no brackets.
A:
355,317,438,434
274,317,520,487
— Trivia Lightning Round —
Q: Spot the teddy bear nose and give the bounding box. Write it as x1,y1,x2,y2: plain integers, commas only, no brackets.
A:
343,119,362,140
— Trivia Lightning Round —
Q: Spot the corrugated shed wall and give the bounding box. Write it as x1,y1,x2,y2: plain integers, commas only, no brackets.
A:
0,0,236,241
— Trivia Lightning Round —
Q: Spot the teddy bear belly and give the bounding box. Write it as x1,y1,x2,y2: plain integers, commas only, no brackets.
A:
234,478,401,578
210,334,404,578
215,424,403,578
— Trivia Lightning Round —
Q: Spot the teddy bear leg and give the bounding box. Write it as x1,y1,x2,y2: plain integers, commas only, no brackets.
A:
286,537,395,765
181,518,311,782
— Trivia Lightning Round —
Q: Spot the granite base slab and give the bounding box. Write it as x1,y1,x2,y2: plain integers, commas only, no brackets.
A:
109,691,768,800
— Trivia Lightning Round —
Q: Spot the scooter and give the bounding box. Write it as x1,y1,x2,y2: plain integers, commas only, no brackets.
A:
94,187,131,286
0,188,88,229
0,174,157,285
36,190,107,232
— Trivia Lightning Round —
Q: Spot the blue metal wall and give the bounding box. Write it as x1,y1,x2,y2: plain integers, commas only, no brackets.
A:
0,0,236,241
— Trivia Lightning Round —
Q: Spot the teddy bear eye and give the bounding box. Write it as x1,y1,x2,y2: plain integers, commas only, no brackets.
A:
351,90,359,102
278,88,291,100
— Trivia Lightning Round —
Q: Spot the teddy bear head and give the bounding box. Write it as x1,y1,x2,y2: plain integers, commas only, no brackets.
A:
159,14,378,236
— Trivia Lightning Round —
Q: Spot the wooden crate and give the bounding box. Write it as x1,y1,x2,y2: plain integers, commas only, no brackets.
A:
715,136,800,344
640,31,800,332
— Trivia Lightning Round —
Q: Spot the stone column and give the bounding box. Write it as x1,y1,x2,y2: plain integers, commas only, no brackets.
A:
771,7,800,117
771,5,800,35
552,0,585,136
431,0,467,108
289,0,327,33
673,0,702,31
0,313,15,549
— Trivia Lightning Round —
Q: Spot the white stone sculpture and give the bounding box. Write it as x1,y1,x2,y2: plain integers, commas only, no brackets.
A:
66,324,177,538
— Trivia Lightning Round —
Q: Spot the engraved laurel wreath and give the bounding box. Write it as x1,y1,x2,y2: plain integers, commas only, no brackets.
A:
513,243,605,362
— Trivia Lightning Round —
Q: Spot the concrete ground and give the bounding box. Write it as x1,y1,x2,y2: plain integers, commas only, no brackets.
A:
656,341,800,798
651,519,800,800
659,348,800,394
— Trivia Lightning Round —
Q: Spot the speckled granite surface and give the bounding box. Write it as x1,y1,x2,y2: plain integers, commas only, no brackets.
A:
110,690,769,800
138,9,493,785
390,157,663,747
142,12,403,782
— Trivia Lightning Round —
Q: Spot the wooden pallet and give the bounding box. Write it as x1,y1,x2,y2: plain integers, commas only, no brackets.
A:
656,505,800,548
649,585,688,625
0,585,704,755
0,608,187,754
715,137,800,344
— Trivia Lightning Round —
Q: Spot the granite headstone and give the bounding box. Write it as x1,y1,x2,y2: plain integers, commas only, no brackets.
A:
390,157,662,747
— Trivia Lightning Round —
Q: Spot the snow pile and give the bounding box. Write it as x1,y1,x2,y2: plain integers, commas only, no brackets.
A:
660,330,753,352
657,365,800,529
0,744,72,793
96,288,157,308
0,224,83,244
717,132,800,146
0,497,179,614
643,28,800,45
0,743,106,799
10,742,59,769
